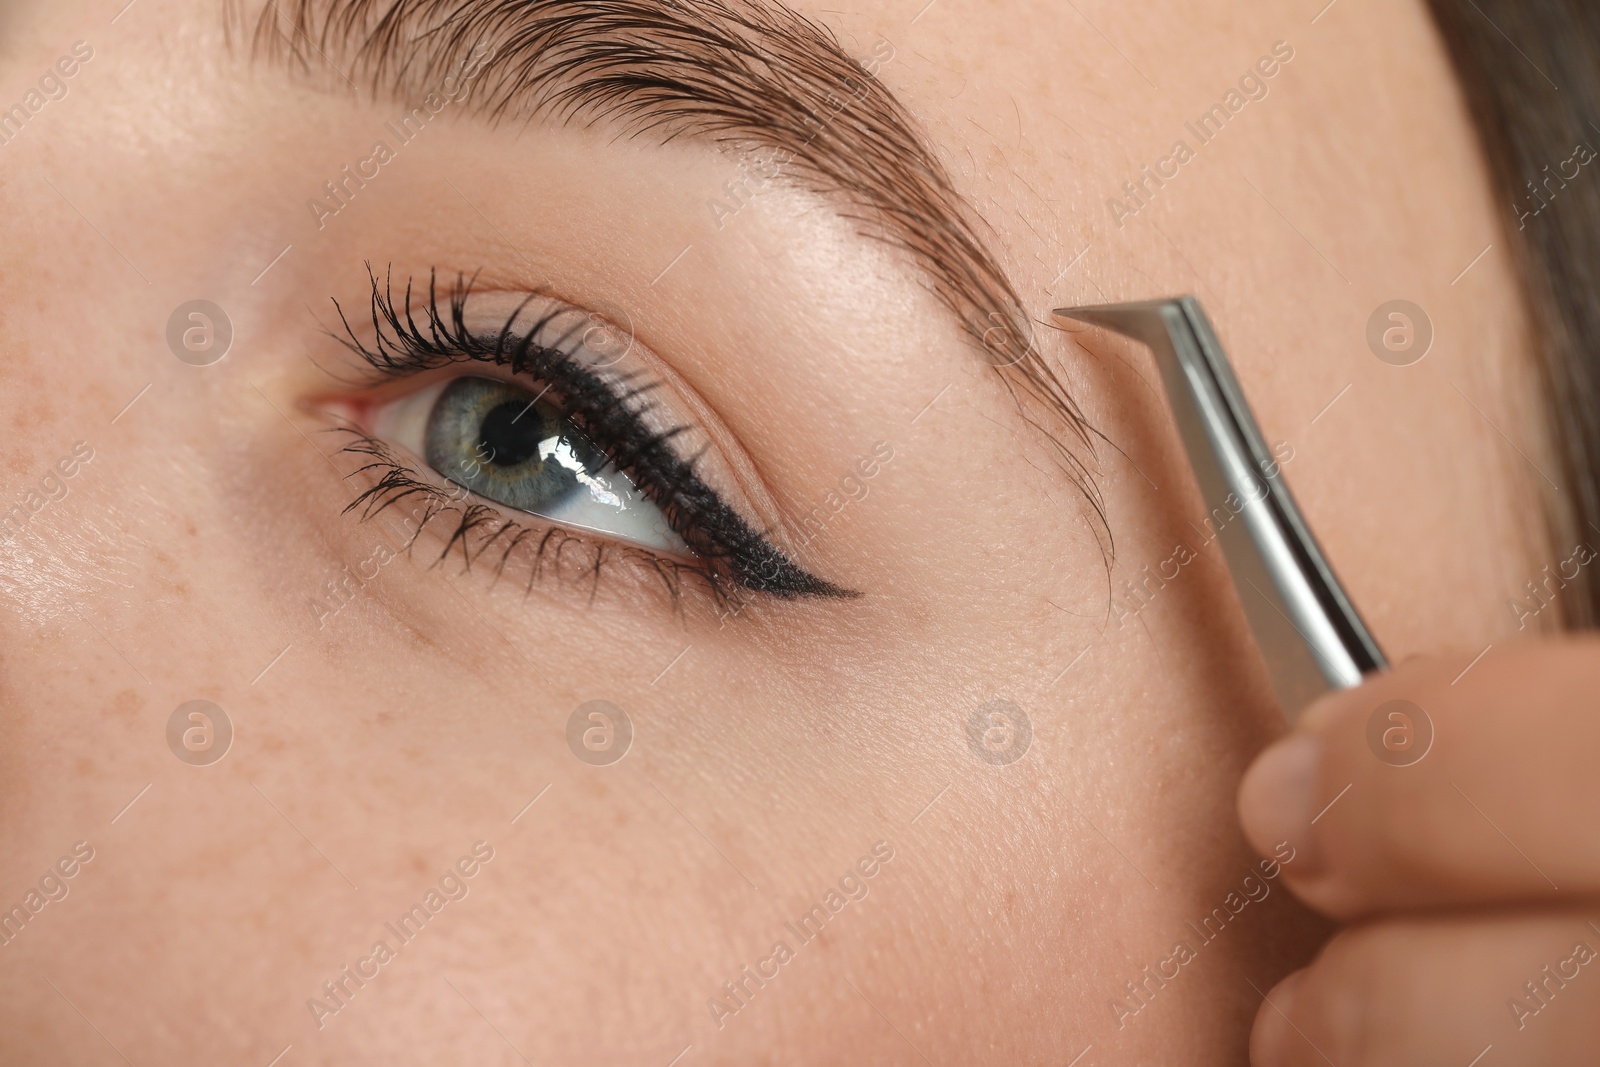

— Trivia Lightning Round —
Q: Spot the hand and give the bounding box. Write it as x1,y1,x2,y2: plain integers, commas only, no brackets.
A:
1236,638,1600,1066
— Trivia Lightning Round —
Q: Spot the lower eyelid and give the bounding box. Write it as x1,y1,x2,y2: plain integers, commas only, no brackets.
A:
332,428,722,602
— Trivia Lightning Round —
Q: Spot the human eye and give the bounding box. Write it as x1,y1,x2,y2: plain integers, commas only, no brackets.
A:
320,267,852,603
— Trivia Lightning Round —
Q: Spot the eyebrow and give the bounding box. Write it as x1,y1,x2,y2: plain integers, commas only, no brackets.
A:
251,0,1103,526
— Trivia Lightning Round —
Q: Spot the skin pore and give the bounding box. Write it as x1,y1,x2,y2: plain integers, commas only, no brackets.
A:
0,0,1553,1064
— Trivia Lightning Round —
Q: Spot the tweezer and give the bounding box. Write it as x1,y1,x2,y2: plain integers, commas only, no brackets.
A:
1053,297,1387,720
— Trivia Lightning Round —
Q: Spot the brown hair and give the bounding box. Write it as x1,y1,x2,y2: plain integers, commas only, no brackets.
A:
1427,1,1600,626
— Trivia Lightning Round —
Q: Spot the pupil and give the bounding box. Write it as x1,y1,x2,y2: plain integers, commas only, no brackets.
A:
478,400,544,468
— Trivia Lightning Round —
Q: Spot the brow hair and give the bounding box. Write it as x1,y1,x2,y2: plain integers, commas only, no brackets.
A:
250,0,1107,544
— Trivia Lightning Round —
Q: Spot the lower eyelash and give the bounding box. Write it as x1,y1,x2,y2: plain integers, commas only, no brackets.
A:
332,426,735,611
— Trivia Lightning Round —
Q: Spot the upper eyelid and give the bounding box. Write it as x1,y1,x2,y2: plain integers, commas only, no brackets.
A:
324,270,690,461
328,268,600,379
320,266,767,518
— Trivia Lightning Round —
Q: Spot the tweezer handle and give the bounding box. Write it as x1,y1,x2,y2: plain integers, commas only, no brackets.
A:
1060,297,1386,719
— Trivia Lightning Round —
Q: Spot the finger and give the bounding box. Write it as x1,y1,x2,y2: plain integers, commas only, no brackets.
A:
1238,638,1600,917
1250,910,1600,1067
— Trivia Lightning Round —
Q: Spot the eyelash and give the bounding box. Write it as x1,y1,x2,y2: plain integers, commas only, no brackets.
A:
325,265,854,608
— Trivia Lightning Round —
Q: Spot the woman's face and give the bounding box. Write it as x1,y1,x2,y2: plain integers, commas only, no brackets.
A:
0,0,1548,1063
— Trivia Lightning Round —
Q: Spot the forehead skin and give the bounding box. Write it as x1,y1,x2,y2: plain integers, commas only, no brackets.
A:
0,0,1542,1065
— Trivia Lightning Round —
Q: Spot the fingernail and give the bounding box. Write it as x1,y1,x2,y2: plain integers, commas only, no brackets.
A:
1250,969,1307,1066
1239,732,1323,875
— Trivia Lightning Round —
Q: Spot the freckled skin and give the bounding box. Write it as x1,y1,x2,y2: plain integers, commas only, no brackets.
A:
0,1,1546,1065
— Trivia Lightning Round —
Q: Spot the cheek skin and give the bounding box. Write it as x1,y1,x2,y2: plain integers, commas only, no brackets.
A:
0,148,1318,1067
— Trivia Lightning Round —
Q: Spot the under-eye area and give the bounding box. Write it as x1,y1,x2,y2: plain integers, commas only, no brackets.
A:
319,266,855,607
